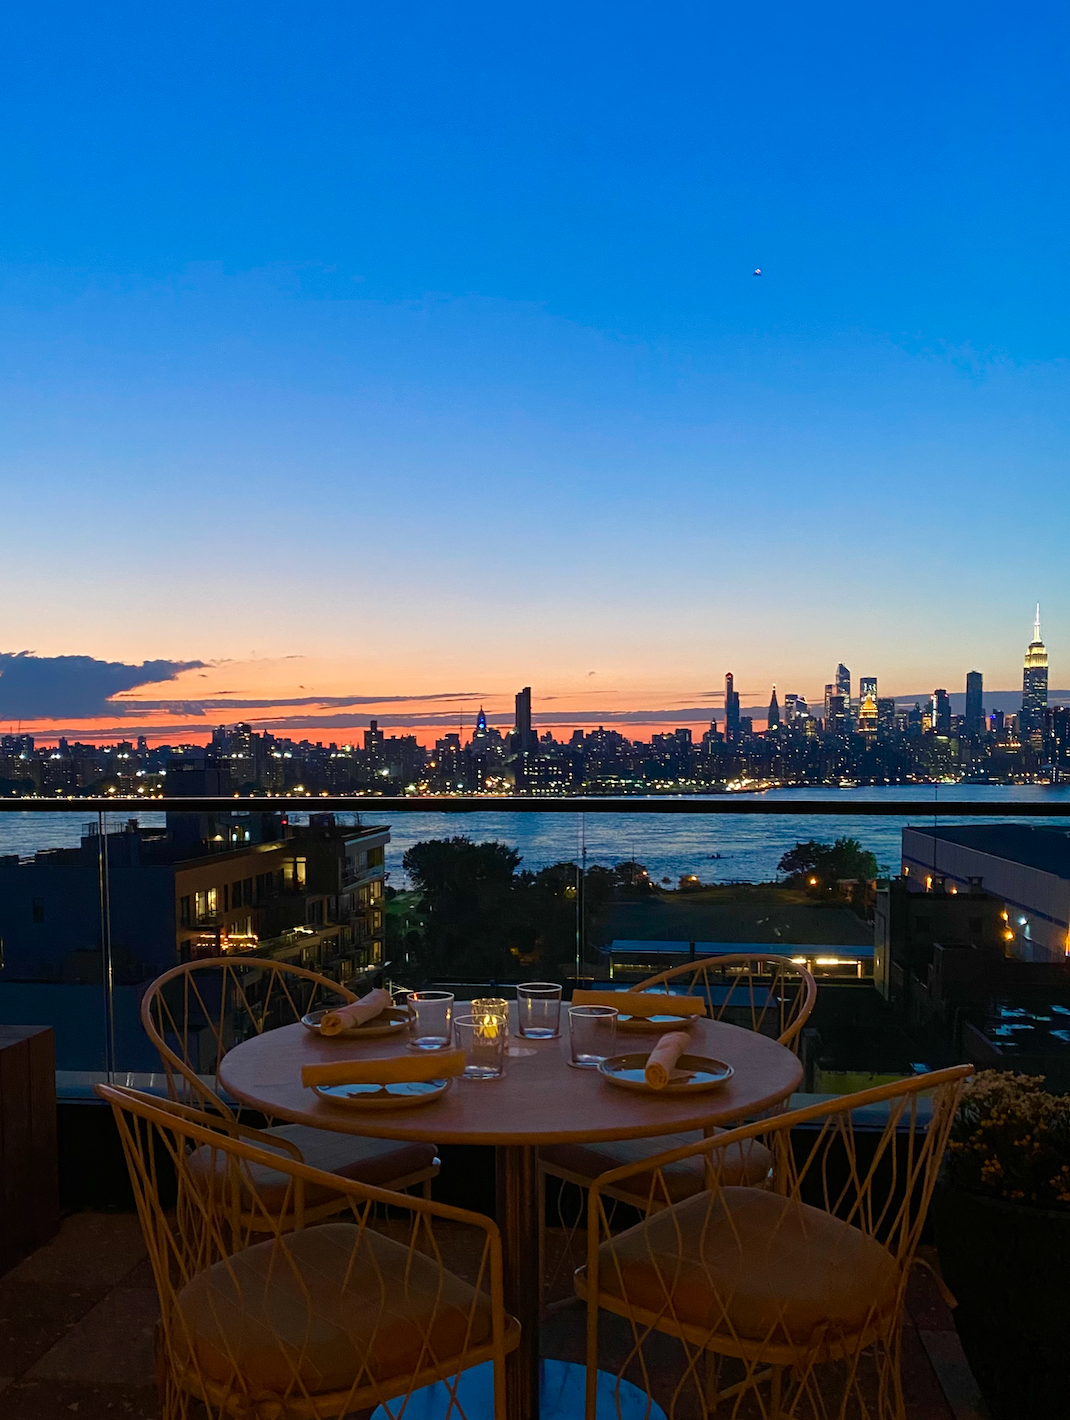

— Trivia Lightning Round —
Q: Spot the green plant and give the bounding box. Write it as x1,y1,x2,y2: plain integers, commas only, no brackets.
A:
946,1070,1070,1209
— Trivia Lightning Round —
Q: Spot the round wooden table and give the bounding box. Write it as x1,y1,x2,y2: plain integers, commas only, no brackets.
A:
219,1015,802,1420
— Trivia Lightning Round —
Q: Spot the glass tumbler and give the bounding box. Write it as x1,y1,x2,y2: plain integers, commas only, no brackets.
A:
568,1004,618,1067
455,1013,506,1079
516,982,562,1039
407,991,454,1050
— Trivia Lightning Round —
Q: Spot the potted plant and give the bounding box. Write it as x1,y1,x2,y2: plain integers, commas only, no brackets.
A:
932,1070,1070,1420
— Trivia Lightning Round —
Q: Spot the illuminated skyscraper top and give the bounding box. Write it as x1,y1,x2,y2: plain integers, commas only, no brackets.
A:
1021,605,1048,739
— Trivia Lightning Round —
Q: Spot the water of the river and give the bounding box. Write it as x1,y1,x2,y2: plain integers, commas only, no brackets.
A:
4,785,1070,887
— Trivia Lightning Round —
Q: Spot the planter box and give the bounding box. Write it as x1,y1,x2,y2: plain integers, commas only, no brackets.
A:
0,1025,60,1273
933,1176,1070,1420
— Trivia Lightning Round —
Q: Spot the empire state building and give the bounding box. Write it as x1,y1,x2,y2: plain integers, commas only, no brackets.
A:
1020,605,1048,739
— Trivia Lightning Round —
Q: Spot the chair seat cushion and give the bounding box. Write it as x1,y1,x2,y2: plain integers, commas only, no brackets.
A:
189,1125,438,1212
543,1130,772,1204
580,1186,898,1346
176,1222,494,1396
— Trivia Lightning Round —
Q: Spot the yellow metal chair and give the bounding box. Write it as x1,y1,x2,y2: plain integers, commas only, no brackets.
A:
541,957,816,1215
142,957,439,1225
97,1083,520,1420
576,1065,972,1419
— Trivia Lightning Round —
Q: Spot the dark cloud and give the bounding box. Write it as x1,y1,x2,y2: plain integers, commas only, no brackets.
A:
0,652,204,719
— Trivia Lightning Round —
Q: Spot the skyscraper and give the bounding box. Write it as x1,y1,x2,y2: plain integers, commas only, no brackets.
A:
767,686,780,730
859,676,877,702
514,686,537,752
964,672,984,736
1021,606,1048,740
836,664,851,700
725,673,741,741
931,689,951,735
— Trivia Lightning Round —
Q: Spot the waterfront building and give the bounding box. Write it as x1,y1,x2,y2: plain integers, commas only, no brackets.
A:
0,813,388,1067
1021,605,1049,741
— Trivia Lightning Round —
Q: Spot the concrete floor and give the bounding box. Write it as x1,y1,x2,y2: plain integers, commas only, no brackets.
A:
0,1214,987,1419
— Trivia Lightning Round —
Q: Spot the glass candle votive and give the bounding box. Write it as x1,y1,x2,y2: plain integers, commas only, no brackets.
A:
454,1012,506,1079
516,982,562,1039
407,991,454,1050
568,1004,618,1068
470,997,510,1029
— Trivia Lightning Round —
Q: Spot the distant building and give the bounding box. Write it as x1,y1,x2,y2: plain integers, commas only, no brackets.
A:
964,671,984,737
836,664,851,700
766,686,780,730
514,686,538,753
876,697,896,735
1021,605,1048,741
859,676,877,702
902,823,1070,963
724,673,741,741
931,689,951,735
858,692,878,738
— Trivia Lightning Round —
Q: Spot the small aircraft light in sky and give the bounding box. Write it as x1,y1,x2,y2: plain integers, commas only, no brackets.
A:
753,267,762,276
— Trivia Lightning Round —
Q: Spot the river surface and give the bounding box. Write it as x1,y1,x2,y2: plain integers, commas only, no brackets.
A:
3,784,1070,887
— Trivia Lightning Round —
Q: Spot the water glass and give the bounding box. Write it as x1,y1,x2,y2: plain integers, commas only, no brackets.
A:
407,991,454,1050
568,1004,618,1067
455,1013,506,1079
516,982,562,1039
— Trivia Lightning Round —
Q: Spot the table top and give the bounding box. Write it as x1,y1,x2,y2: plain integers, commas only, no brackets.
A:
218,1015,803,1146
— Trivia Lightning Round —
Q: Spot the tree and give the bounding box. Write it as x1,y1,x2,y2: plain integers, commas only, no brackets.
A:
778,836,878,887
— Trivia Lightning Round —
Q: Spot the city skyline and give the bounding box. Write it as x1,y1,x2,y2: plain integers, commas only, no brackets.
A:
1,6,1069,710
0,608,1062,747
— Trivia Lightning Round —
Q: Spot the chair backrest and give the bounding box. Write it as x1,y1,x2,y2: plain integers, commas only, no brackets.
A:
593,1064,973,1262
96,1083,508,1418
585,1065,973,1410
141,956,357,1115
634,953,817,1049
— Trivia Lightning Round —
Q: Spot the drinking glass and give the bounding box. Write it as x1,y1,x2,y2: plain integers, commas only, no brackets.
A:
516,982,562,1039
455,1013,506,1079
568,1004,618,1067
407,991,454,1050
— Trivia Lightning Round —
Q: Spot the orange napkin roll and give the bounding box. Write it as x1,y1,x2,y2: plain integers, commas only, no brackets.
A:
302,1050,465,1089
571,989,705,1019
318,987,394,1036
644,1032,692,1089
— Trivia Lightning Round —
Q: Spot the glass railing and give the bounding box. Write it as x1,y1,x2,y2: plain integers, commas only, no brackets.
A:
1,786,1070,1094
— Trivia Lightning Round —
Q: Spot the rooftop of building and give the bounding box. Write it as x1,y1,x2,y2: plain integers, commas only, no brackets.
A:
908,823,1070,880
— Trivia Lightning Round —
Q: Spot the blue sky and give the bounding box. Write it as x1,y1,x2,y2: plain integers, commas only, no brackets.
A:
0,2,1067,729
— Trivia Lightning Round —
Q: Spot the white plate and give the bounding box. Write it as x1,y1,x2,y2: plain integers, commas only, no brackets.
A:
598,1052,734,1094
616,1013,697,1034
301,1006,410,1039
314,1078,451,1109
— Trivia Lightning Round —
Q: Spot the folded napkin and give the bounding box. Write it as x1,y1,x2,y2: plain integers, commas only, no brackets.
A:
318,987,395,1037
571,989,705,1020
302,1049,465,1089
644,1032,693,1089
